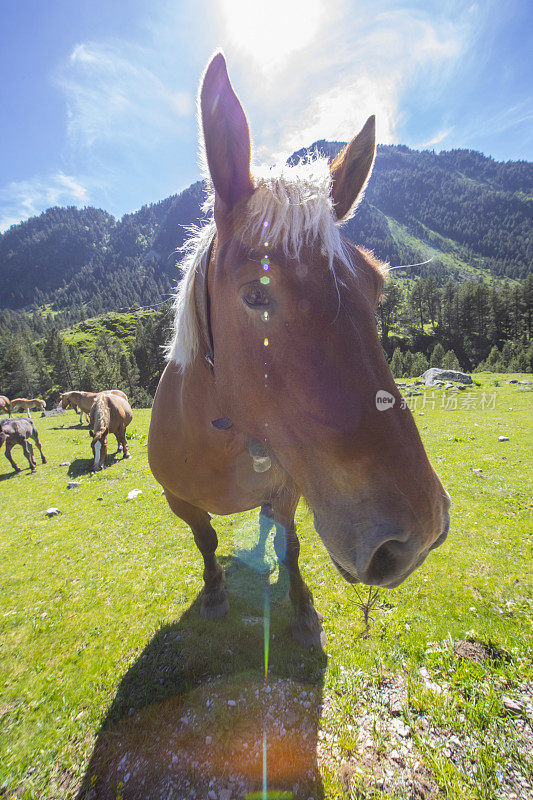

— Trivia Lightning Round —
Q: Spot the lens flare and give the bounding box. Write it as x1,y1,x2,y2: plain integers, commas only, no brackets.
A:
260,276,270,285
264,338,269,347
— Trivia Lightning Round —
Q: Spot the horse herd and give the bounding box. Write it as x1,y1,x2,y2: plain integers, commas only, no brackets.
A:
0,389,133,474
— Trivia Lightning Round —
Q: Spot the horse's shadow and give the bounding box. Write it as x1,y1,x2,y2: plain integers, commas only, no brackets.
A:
50,422,88,431
67,452,126,476
76,555,327,800
0,466,30,481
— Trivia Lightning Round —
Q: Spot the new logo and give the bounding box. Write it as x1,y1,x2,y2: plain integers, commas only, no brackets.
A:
375,390,395,411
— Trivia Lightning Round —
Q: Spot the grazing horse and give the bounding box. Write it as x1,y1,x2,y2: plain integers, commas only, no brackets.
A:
148,54,451,646
0,417,47,473
10,398,46,417
0,395,10,416
61,389,128,424
89,393,133,471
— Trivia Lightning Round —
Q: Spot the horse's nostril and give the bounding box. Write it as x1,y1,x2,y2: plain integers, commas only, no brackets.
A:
363,539,407,585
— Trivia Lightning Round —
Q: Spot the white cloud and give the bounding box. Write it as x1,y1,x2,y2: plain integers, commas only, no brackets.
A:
233,6,467,162
0,172,90,232
57,41,193,149
420,129,453,148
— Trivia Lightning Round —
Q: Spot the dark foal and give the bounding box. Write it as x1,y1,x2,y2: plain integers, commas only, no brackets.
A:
0,418,47,473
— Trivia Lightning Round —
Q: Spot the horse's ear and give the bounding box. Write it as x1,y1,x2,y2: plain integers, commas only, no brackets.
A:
200,52,254,217
330,115,376,221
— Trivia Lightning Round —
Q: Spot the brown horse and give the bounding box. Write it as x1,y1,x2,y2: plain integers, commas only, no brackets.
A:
10,398,46,417
89,393,133,471
148,53,451,646
0,395,10,416
61,389,128,424
0,417,47,473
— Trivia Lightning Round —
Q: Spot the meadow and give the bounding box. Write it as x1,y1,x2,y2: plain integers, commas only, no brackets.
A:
0,375,531,800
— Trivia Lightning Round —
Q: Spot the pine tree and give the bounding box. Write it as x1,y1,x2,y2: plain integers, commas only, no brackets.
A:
411,352,429,377
442,350,460,370
403,351,413,376
390,347,404,377
486,346,503,373
120,352,140,397
430,342,445,368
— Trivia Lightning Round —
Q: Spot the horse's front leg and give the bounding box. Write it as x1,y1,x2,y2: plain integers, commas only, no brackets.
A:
4,442,20,472
23,440,37,471
31,429,47,464
165,492,228,620
269,498,326,648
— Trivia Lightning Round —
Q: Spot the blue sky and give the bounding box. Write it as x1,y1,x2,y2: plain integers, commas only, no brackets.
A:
0,0,531,231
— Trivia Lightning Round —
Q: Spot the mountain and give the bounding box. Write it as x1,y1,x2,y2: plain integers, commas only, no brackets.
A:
0,145,531,314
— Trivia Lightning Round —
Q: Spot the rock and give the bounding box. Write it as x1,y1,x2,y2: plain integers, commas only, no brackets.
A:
127,489,142,500
498,436,509,442
41,408,68,417
423,368,473,387
59,461,71,466
507,379,518,384
518,380,532,385
502,696,523,715
45,507,61,516
472,468,483,476
67,481,81,489
218,791,232,800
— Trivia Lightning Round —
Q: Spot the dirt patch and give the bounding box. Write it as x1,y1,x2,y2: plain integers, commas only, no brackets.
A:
77,676,323,799
453,637,511,664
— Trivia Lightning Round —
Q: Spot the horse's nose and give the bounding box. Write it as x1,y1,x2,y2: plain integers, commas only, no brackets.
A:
357,534,416,587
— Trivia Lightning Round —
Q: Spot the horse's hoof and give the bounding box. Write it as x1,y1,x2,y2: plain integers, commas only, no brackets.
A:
201,593,229,620
42,458,47,464
123,453,131,459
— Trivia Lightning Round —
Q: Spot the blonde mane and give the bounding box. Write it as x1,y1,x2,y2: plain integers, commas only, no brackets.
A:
167,155,359,368
91,395,111,437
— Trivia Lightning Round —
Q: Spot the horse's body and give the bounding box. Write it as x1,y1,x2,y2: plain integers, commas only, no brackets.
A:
148,54,451,646
0,417,47,472
89,393,133,471
61,389,128,424
10,398,46,417
0,395,10,416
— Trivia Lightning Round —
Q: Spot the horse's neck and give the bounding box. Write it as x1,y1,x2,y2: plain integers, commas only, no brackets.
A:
92,400,108,432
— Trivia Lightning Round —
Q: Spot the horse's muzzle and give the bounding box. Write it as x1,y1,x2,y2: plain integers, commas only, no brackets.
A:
318,502,451,589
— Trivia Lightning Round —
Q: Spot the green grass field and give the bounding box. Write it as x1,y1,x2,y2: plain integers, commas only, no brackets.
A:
1,375,532,799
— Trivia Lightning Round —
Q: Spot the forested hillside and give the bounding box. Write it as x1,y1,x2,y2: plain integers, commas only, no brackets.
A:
0,144,531,404
1,145,531,316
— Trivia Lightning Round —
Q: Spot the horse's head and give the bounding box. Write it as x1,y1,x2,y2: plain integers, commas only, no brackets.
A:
90,428,108,471
196,53,450,588
60,393,71,410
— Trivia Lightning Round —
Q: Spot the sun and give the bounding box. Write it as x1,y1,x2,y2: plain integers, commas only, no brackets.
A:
218,0,324,71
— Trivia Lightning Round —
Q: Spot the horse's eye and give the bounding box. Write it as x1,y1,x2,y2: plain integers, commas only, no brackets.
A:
243,285,270,309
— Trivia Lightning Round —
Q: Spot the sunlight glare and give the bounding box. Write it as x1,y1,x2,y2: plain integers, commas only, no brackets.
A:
218,0,323,71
